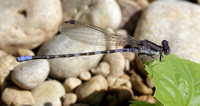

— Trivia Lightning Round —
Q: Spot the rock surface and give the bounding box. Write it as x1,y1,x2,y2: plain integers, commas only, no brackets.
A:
76,75,108,105
0,53,20,90
62,0,122,29
105,86,133,106
38,34,105,80
32,80,65,106
103,53,125,77
62,93,77,106
79,71,91,81
90,62,110,77
134,0,200,63
12,60,50,89
0,0,62,54
2,87,35,106
63,77,82,93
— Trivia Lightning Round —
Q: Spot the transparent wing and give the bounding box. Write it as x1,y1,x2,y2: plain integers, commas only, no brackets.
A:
59,20,139,47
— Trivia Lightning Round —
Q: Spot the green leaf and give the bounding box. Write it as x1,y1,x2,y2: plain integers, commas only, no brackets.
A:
145,53,200,106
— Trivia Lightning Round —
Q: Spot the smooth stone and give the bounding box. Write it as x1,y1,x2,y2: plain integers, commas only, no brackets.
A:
2,87,35,106
32,80,65,106
130,71,153,94
62,93,77,106
120,74,130,80
62,0,122,29
0,54,20,91
0,50,7,57
105,86,133,106
121,52,135,61
146,77,154,88
38,34,104,80
76,75,108,105
134,54,147,76
124,59,130,71
63,77,82,93
134,0,200,63
17,48,35,56
103,53,125,77
90,62,110,77
135,0,149,10
0,0,62,54
12,60,50,89
117,0,141,32
79,71,91,81
106,75,118,87
114,77,132,89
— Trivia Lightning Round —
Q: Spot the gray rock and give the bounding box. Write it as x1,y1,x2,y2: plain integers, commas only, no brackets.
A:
76,75,108,105
32,80,65,106
38,34,105,80
12,60,50,89
0,0,62,54
134,0,200,63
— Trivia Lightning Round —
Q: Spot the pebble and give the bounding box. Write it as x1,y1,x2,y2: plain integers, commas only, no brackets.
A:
63,77,82,93
107,75,118,87
120,74,130,80
2,87,35,106
0,54,20,90
121,52,135,61
76,75,108,105
12,60,50,89
135,0,149,10
114,77,132,88
62,93,77,106
62,0,122,29
130,71,153,94
134,0,200,63
90,62,110,77
105,86,133,106
37,34,104,80
0,50,7,57
146,77,154,88
79,71,91,81
124,59,130,71
117,0,141,32
134,53,148,76
17,48,35,56
0,0,62,54
32,80,65,106
103,53,125,77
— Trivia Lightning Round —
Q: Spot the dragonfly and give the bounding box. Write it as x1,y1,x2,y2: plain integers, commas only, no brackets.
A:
16,20,170,77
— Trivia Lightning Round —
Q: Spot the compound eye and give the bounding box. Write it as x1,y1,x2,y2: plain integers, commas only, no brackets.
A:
164,49,170,55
